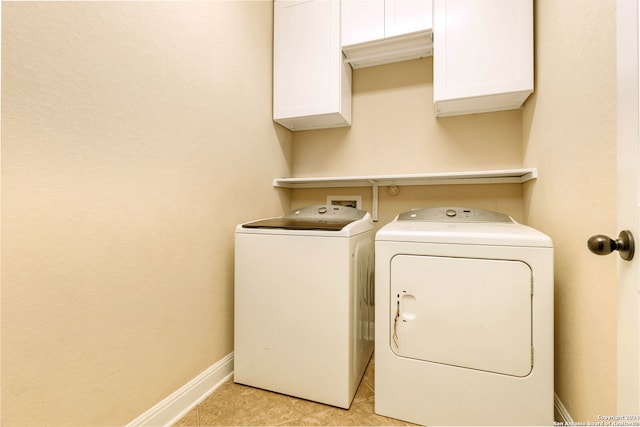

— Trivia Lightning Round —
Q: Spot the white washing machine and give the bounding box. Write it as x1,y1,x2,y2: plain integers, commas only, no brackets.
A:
375,207,553,426
234,205,374,408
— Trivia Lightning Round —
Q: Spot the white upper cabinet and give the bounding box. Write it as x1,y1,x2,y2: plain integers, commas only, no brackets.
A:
433,0,533,117
273,0,352,131
342,0,433,69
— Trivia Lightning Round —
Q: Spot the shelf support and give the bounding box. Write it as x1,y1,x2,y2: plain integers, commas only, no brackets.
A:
368,180,379,222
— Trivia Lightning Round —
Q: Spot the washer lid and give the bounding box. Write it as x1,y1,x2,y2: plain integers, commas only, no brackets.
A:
242,205,370,232
241,218,355,232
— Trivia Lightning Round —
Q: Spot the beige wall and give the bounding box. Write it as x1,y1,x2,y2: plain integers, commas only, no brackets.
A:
292,58,524,178
523,0,618,420
1,0,619,424
1,2,290,426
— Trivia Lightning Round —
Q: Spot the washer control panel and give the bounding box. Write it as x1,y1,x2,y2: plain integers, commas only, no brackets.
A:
397,207,514,223
284,204,367,221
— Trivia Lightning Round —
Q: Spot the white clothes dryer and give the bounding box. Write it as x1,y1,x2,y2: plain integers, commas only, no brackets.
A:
234,205,374,409
375,207,553,426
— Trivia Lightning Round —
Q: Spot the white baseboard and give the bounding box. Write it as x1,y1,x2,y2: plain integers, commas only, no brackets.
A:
554,392,573,424
126,352,234,427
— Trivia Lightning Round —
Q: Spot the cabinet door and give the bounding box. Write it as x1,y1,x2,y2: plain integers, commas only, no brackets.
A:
273,0,351,130
341,0,385,46
385,0,432,38
433,0,533,116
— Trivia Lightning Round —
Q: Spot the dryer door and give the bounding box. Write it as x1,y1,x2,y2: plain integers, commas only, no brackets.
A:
390,255,532,377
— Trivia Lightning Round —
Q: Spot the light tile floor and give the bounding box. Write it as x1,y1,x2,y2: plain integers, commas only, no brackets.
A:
174,355,415,426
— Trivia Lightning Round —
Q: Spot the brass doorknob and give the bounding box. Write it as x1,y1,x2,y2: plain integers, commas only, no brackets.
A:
588,230,635,261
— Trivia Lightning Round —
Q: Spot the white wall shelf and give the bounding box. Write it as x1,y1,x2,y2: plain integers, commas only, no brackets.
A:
273,168,537,221
273,168,537,188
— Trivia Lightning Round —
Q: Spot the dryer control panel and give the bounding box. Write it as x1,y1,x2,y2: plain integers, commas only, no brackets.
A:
397,207,514,223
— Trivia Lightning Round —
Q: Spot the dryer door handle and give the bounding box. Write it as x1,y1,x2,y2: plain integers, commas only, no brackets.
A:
399,293,417,321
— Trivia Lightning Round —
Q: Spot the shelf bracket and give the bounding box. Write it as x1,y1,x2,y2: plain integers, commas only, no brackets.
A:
368,180,379,222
